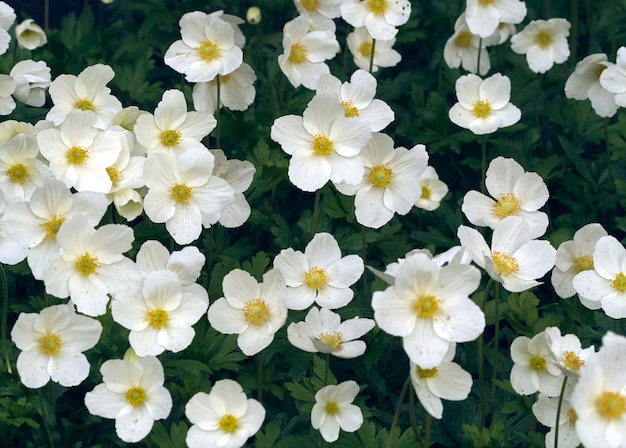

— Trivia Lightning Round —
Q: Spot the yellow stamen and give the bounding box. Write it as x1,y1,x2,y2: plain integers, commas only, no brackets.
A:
311,135,333,156
342,100,360,118
171,184,193,204
367,0,387,15
562,351,584,371
288,43,307,64
318,332,343,351
455,31,473,48
198,40,220,62
473,100,491,118
492,193,521,219
530,355,546,371
359,41,373,58
243,298,270,326
535,30,553,49
219,414,239,432
106,166,120,185
75,253,99,277
67,146,89,165
300,0,320,12
40,333,63,356
421,185,431,199
416,365,438,378
75,99,95,111
325,401,339,414
574,254,594,273
146,309,168,329
414,295,440,320
611,272,626,292
41,216,65,240
125,387,146,407
368,165,393,188
491,252,519,277
596,391,626,420
7,163,30,184
160,129,182,147
304,267,327,289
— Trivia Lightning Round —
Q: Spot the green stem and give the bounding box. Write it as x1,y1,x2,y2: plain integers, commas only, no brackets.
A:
311,189,321,236
368,39,377,74
570,0,578,64
385,376,411,448
38,389,55,448
554,375,569,448
324,352,330,384
361,227,368,303
1,263,11,373
257,357,264,403
44,0,49,32
476,37,483,75
477,279,494,427
423,413,432,448
408,382,424,447
216,75,221,148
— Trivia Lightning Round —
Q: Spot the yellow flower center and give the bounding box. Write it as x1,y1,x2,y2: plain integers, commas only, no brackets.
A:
146,309,169,329
67,146,89,165
420,185,431,199
493,194,521,219
473,100,492,118
567,408,577,426
106,166,120,185
325,401,339,414
171,184,193,204
7,163,30,184
368,165,393,188
311,135,333,156
479,0,496,5
414,295,440,320
219,414,239,433
491,251,519,277
243,298,270,326
595,64,607,80
40,333,63,356
198,40,220,62
75,98,95,111
535,30,553,49
596,391,626,420
300,0,320,12
455,31,473,48
304,267,327,289
288,43,308,64
41,215,65,240
562,350,584,371
368,0,387,15
530,355,546,371
217,73,231,84
75,253,100,277
342,100,360,118
160,129,182,147
416,365,438,378
318,332,343,351
574,254,594,273
125,387,146,408
359,41,373,58
611,272,626,292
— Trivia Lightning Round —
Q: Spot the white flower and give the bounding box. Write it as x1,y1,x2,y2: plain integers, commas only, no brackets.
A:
444,13,490,75
136,240,205,286
46,63,123,129
571,332,626,448
449,73,521,135
164,12,243,82
44,215,141,316
311,381,363,442
10,59,51,107
372,252,484,368
346,27,401,73
84,356,173,443
105,141,146,221
511,18,571,74
277,16,340,90
573,235,626,318
464,0,526,38
208,269,287,356
0,2,15,55
135,89,216,156
316,70,394,132
565,53,619,118
600,46,626,108
335,133,428,228
210,148,256,228
287,307,375,358
0,74,16,115
510,331,563,396
192,63,256,114
544,326,595,377
273,232,364,310
415,166,448,211
142,148,235,245
458,216,556,293
10,304,102,388
270,93,371,192
295,0,342,29
462,156,549,238
112,270,209,356
410,344,473,419
532,393,581,448
0,189,27,264
15,19,47,50
37,110,123,193
340,0,411,41
551,223,607,301
0,133,54,200
185,379,265,448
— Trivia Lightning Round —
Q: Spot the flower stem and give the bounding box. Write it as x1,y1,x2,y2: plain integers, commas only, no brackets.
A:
385,375,411,448
38,389,55,448
476,37,483,75
361,227,368,302
257,357,264,403
481,135,487,194
324,352,330,384
477,279,494,426
490,282,501,398
408,382,425,447
368,39,377,74
423,413,432,448
554,375,569,448
0,263,11,373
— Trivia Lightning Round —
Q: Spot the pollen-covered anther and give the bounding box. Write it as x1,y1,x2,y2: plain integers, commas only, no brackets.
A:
243,298,270,326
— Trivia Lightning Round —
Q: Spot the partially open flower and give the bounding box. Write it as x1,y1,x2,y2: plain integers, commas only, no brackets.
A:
15,19,47,50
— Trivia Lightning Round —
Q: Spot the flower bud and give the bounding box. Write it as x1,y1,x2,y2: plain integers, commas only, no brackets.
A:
246,7,261,25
